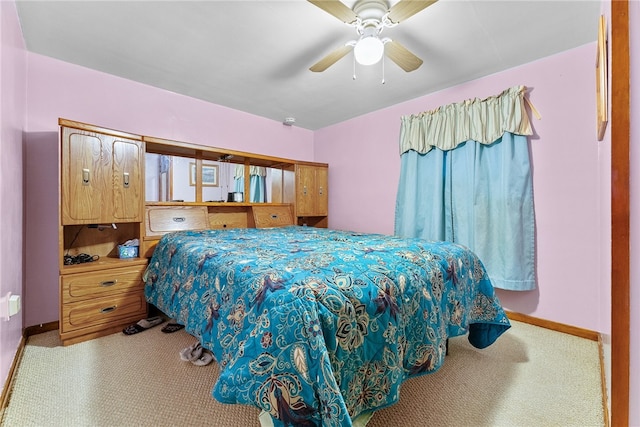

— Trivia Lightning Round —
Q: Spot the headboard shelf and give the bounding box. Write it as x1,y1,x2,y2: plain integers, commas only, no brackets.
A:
145,201,293,208
140,203,296,257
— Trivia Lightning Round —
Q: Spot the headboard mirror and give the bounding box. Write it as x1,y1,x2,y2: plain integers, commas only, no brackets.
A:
144,136,296,205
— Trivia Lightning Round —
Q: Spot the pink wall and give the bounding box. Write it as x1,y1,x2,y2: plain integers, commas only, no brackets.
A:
23,53,315,327
0,0,27,389
25,55,314,160
314,43,609,334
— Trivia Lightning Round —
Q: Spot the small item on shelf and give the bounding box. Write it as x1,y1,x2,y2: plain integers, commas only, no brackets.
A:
63,253,99,265
118,238,140,259
122,316,164,335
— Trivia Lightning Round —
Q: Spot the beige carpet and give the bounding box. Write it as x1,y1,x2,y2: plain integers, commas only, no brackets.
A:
1,320,604,427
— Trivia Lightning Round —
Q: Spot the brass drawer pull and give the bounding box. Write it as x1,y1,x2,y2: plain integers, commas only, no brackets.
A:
173,217,186,222
100,280,118,287
100,306,117,314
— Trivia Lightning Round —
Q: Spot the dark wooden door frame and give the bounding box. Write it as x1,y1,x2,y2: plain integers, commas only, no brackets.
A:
611,1,630,426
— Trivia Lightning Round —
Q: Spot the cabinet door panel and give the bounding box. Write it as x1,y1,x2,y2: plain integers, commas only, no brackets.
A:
315,167,328,216
296,165,315,216
62,265,145,302
62,130,109,224
112,139,142,221
62,293,146,331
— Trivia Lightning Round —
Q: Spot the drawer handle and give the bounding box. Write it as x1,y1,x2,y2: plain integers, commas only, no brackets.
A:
123,172,130,188
173,217,186,222
100,280,118,287
100,306,117,314
270,214,279,219
82,168,90,185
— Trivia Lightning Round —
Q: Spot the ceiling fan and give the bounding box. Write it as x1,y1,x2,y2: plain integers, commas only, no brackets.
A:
308,0,438,73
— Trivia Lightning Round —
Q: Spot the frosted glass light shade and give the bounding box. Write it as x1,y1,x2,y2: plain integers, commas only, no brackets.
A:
354,36,384,65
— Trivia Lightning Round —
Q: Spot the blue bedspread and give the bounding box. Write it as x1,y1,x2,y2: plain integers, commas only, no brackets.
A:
145,226,510,426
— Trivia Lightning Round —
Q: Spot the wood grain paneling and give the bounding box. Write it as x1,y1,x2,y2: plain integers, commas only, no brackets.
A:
145,206,209,236
610,1,630,425
252,205,294,228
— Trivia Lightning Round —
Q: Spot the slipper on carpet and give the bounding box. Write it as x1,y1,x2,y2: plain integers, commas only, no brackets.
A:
122,316,164,335
192,349,214,366
161,323,185,333
180,342,203,362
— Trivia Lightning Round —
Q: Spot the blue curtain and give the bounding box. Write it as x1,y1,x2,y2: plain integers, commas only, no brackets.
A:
235,176,266,202
395,132,535,291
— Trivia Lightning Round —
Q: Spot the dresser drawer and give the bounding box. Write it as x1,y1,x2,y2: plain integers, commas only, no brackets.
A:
61,264,146,302
61,292,147,333
252,205,293,228
145,206,209,237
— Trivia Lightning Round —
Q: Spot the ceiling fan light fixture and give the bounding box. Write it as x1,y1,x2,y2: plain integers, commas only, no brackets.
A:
354,35,384,66
308,0,433,73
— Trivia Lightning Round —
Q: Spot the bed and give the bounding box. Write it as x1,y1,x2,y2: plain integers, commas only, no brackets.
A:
144,225,510,427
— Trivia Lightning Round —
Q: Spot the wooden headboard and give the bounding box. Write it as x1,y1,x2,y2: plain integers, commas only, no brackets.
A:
142,204,293,257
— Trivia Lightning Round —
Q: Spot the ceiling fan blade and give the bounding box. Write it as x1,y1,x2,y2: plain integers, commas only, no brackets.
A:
310,44,353,72
387,0,438,24
308,0,358,24
385,40,423,72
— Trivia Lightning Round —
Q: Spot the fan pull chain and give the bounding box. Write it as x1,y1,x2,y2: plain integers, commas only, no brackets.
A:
352,54,357,80
381,56,385,84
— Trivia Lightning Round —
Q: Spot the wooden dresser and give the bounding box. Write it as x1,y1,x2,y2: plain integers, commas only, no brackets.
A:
141,204,295,257
57,118,328,344
142,205,210,257
295,164,328,227
252,205,294,228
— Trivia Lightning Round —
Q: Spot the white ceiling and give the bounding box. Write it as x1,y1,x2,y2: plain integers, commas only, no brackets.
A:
15,0,601,130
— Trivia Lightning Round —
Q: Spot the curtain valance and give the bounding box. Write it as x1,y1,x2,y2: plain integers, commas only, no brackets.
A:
399,85,533,155
234,165,267,178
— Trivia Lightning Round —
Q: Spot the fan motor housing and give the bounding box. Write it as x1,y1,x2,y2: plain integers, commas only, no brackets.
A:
353,0,388,21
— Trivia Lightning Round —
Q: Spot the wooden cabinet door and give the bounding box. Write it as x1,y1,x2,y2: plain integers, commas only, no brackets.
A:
111,138,143,221
296,165,316,216
61,128,110,224
315,166,328,216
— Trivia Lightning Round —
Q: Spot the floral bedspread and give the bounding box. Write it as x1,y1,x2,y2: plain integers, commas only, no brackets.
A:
144,226,510,426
